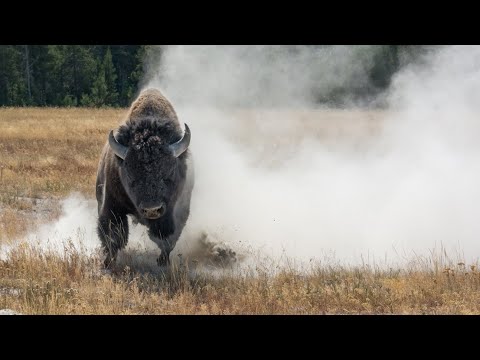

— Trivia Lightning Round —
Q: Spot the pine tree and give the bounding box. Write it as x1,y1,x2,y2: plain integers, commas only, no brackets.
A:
103,47,118,106
110,45,143,106
50,45,96,106
0,46,27,105
82,62,107,107
30,45,54,106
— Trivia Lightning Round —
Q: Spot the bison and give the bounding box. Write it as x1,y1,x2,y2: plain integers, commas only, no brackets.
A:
95,88,194,268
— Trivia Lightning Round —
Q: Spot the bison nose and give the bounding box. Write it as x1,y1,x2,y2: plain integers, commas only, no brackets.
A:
141,203,166,219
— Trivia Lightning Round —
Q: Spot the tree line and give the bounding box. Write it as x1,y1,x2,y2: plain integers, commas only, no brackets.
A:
0,45,147,107
0,45,432,107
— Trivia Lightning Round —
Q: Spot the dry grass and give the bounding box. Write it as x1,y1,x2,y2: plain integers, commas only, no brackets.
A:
0,107,123,199
1,107,479,314
2,244,480,314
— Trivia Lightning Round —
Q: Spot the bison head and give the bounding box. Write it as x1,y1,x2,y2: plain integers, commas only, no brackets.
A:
108,123,190,220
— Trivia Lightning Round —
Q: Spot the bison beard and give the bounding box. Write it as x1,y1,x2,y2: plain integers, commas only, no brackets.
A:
95,88,193,268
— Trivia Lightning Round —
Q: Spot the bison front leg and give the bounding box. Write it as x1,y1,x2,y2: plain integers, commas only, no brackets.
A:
150,233,175,267
148,217,177,267
156,239,174,266
97,212,129,268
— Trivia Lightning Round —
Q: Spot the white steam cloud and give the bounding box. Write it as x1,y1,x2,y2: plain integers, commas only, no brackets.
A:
144,45,385,108
5,45,480,268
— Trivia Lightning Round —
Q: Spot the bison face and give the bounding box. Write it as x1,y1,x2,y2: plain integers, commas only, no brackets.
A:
109,124,190,220
120,150,178,219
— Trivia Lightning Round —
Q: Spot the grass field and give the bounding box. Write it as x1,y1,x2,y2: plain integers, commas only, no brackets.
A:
1,107,480,314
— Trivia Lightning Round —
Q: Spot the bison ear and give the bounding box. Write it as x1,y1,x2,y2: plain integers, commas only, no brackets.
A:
108,130,129,160
169,123,191,158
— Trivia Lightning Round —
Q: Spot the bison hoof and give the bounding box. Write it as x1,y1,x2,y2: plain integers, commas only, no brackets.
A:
156,253,170,267
103,255,117,269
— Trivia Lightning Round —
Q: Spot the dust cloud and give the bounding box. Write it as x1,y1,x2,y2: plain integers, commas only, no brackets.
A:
147,45,480,266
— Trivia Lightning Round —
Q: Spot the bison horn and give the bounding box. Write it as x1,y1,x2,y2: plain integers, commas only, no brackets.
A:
108,130,129,160
169,123,191,158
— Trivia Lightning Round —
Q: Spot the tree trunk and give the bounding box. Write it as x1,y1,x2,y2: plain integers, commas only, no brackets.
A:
24,45,32,102
73,46,79,105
